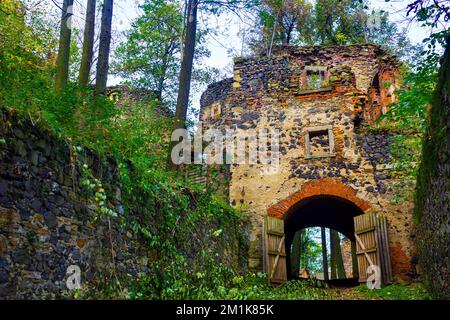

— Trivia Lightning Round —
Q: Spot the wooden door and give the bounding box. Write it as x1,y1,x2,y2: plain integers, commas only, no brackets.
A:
354,212,392,285
263,216,287,286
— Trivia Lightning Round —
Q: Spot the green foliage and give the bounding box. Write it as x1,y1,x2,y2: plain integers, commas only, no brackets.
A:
69,28,82,82
126,272,330,300
251,0,419,61
405,1,450,300
257,0,314,46
389,135,423,178
112,0,217,110
414,39,450,299
113,0,183,100
372,39,440,202
381,50,439,133
0,1,54,112
314,0,368,45
2,0,445,301
406,0,450,33
298,228,323,274
356,283,431,300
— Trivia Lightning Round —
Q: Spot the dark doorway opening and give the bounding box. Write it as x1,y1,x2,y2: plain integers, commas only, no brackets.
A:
284,195,363,284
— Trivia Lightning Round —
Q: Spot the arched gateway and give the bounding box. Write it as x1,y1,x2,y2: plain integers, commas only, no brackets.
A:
264,179,379,285
200,44,415,285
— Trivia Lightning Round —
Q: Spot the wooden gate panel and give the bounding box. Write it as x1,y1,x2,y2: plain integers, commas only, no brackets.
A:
375,215,393,284
263,216,287,285
354,213,392,284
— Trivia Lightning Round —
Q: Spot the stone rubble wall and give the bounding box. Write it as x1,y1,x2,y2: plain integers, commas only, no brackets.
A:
340,237,354,278
0,110,150,299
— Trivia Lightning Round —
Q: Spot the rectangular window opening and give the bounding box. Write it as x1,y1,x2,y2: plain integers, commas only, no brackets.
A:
305,125,335,159
306,70,326,89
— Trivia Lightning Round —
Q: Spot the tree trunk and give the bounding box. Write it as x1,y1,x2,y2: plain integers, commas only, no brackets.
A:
290,230,302,277
78,0,96,86
55,0,74,92
300,229,307,269
95,0,114,95
351,239,359,278
332,230,346,278
168,0,198,169
174,0,198,128
321,227,328,281
329,229,336,279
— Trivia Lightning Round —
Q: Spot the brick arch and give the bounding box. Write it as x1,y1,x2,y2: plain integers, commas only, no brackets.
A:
267,178,371,219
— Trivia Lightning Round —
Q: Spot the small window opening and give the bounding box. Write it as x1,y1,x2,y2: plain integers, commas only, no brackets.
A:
305,125,335,158
307,70,326,89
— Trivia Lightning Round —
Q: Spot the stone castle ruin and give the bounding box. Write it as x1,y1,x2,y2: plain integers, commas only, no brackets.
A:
199,44,415,284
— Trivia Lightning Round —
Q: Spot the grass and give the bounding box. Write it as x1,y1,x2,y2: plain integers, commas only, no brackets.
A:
177,273,433,300
353,283,432,300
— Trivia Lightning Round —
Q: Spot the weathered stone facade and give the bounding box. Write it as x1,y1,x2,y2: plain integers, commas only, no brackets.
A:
200,44,416,282
0,110,151,299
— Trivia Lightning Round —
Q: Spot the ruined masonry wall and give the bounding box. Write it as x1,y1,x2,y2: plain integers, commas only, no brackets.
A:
200,45,415,282
0,110,151,299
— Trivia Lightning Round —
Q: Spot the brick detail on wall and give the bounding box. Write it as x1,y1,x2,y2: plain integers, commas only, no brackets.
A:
267,178,371,219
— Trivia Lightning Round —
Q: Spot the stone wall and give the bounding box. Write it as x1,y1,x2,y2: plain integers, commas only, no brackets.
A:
340,237,354,278
415,38,450,299
200,78,233,110
0,110,150,299
200,44,416,282
107,85,173,116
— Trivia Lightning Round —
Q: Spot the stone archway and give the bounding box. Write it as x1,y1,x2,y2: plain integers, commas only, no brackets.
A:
267,178,371,219
267,178,372,281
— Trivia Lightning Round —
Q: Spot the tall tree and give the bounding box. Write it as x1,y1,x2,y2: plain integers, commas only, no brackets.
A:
55,0,74,92
173,0,256,128
259,0,313,47
95,0,113,95
330,230,345,279
290,230,302,277
329,229,336,279
78,0,96,86
113,0,183,101
315,0,368,45
174,0,198,129
320,227,329,281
